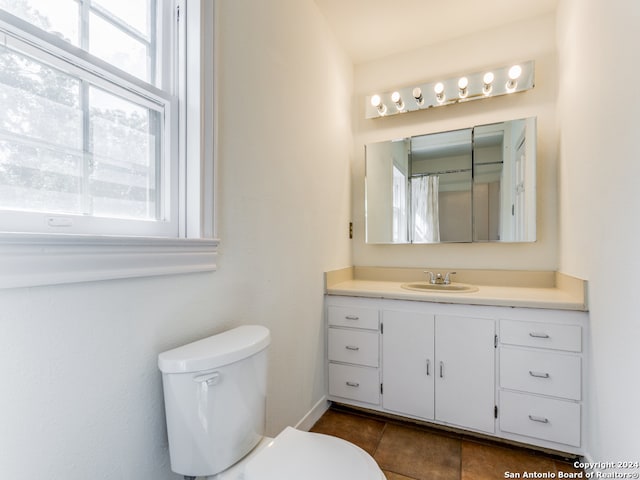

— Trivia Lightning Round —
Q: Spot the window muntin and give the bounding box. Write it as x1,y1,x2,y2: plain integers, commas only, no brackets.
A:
0,1,179,237
0,0,158,85
0,0,80,45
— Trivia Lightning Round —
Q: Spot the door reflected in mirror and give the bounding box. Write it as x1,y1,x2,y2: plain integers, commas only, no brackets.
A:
365,117,536,244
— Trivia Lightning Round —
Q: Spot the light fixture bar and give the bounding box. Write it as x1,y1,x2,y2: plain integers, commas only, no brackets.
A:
365,60,534,119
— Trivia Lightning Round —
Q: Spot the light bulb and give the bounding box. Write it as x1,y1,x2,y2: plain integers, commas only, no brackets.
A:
434,82,445,103
413,87,424,105
508,65,522,80
483,72,494,95
391,91,404,110
458,77,468,98
506,65,522,92
370,94,387,115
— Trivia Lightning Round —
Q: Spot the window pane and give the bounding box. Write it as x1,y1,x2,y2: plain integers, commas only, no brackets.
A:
0,0,80,45
1,0,159,86
89,11,150,83
0,40,164,222
0,42,84,214
93,0,150,38
89,87,161,221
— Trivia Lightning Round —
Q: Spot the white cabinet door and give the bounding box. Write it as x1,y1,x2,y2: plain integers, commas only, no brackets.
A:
435,315,496,433
382,310,435,420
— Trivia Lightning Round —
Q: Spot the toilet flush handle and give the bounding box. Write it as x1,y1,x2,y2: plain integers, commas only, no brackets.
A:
193,371,221,386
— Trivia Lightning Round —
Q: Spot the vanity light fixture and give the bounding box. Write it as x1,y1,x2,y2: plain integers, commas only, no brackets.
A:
365,60,534,118
483,72,494,95
391,91,405,111
458,77,469,99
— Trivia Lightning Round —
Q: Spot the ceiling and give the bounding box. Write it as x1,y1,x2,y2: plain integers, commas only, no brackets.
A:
313,0,558,65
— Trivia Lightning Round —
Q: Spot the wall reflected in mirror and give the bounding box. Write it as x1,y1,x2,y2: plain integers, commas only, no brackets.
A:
365,117,536,244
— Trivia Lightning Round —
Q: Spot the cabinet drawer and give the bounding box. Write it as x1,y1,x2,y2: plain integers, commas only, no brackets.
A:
328,363,380,405
500,347,581,400
328,328,379,367
500,320,582,352
500,391,581,447
328,305,379,330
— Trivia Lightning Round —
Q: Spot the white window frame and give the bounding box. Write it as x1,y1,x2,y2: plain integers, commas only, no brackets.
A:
0,0,219,289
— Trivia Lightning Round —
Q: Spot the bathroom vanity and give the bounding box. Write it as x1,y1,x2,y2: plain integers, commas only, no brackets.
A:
324,268,588,456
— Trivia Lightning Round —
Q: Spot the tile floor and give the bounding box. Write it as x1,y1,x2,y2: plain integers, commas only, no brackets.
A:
310,406,585,480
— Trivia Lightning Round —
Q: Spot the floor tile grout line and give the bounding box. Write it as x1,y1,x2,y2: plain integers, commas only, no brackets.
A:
458,435,463,480
373,420,388,458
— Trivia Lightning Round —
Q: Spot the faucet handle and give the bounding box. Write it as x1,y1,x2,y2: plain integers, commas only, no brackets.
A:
423,271,436,284
444,271,457,284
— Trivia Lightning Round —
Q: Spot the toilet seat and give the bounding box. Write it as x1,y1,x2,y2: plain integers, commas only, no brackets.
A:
243,427,386,480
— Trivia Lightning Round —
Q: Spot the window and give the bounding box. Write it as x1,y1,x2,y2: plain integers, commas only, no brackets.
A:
0,0,183,237
0,1,218,288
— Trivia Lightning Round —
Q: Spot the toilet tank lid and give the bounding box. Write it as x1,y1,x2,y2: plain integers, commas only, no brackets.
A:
158,325,270,373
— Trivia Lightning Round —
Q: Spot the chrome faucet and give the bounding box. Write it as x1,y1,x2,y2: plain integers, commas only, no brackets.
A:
424,271,457,285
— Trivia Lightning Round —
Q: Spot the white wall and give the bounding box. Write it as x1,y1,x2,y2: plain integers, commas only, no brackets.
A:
0,0,353,477
352,15,558,270
215,0,353,434
557,0,640,464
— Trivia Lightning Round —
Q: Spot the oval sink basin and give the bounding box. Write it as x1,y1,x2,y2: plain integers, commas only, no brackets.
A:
400,282,479,293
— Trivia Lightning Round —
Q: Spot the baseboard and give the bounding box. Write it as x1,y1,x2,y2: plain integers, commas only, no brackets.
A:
295,396,330,432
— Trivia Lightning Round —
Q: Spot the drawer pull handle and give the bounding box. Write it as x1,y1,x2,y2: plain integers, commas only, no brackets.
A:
439,361,444,378
345,345,360,351
528,415,550,424
426,359,431,376
345,381,360,388
345,315,359,320
529,370,550,379
529,332,550,339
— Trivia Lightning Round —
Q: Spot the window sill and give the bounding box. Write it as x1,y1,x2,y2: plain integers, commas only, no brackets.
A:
0,233,219,289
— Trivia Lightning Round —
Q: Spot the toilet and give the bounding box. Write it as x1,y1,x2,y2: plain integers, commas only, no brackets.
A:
158,325,386,480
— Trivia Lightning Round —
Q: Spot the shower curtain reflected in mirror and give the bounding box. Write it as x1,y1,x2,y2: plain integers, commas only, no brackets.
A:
411,175,440,243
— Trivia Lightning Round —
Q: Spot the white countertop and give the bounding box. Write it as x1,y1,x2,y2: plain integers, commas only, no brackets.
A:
325,269,588,311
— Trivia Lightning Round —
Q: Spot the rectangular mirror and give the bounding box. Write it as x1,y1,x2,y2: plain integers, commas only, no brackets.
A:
365,117,536,244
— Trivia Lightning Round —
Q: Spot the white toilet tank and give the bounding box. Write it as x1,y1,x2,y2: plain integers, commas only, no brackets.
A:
158,325,271,478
